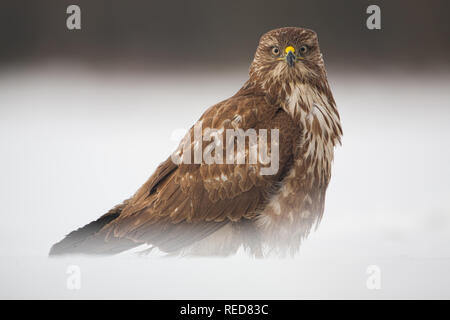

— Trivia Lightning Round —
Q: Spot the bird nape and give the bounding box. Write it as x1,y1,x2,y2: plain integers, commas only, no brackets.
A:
50,27,342,258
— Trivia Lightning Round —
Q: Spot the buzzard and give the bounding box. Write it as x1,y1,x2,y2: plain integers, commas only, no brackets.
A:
50,27,342,257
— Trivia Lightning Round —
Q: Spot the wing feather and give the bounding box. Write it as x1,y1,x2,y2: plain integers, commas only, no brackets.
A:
99,91,301,252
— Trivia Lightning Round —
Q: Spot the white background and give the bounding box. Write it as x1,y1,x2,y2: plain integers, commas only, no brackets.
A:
1,65,449,299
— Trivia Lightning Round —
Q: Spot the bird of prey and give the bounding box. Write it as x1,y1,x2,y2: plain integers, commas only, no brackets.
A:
50,27,342,257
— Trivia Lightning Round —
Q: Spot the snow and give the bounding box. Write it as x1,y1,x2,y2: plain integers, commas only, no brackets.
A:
0,65,449,298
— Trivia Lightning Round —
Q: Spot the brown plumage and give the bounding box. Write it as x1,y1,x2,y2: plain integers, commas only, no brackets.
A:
50,27,342,257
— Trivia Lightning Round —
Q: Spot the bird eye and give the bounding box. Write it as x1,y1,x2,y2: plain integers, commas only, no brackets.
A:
271,47,280,56
299,45,308,54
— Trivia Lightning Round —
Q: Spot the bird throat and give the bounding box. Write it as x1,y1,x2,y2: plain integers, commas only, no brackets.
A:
281,81,342,185
254,80,342,253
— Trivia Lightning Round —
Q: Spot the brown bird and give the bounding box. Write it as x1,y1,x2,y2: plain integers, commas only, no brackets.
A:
50,27,342,257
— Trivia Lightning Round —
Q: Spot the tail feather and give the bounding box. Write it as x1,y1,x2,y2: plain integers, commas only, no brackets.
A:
49,202,139,256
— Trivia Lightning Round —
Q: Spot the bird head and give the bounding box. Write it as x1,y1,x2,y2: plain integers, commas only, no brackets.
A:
249,27,326,87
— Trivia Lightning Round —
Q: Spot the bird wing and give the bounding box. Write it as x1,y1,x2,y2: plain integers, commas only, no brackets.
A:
99,92,301,251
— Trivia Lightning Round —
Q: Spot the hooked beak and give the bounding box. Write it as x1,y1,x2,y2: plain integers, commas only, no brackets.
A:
286,51,295,67
285,46,296,67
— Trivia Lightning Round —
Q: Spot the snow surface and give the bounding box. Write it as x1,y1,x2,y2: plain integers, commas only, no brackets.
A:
0,65,449,299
